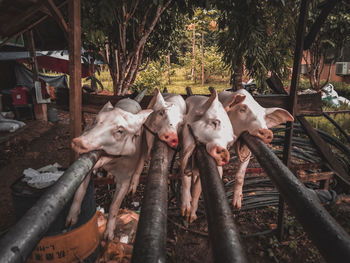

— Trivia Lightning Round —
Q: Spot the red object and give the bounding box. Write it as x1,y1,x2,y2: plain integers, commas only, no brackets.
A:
17,56,91,78
10,86,29,105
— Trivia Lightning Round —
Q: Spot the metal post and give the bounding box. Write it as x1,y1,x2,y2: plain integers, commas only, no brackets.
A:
241,133,350,262
195,145,247,263
0,151,101,263
132,138,169,263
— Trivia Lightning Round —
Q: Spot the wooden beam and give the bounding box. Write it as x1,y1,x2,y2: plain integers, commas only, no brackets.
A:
255,93,322,116
298,117,350,186
46,0,68,39
68,0,82,161
81,93,323,116
279,0,309,241
3,2,45,36
0,1,68,49
25,30,47,121
304,0,340,50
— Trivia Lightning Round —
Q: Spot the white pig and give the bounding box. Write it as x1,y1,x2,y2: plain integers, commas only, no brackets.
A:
180,91,242,222
67,99,153,240
126,88,187,195
218,89,294,209
144,88,186,151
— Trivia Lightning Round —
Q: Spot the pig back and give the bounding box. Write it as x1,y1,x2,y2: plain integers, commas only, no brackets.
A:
115,98,141,114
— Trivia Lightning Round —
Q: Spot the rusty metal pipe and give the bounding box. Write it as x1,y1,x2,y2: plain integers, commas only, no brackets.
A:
0,151,102,263
132,138,169,263
241,133,350,262
195,145,247,263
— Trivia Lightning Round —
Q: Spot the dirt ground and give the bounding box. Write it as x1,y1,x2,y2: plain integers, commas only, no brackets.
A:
1,108,350,263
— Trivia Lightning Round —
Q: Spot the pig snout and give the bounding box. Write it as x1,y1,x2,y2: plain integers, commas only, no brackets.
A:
71,137,89,154
209,146,230,166
255,128,273,143
159,132,178,148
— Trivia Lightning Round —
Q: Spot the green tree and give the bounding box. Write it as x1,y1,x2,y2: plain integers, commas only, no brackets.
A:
216,0,297,91
304,1,350,91
82,0,186,95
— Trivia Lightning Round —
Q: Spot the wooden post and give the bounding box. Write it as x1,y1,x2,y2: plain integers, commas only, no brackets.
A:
201,31,205,86
68,0,82,161
26,30,47,121
278,0,309,241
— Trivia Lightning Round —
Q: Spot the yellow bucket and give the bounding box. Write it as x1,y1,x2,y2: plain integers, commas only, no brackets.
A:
27,212,100,263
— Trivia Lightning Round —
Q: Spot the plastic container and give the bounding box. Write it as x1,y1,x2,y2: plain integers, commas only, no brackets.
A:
47,107,59,123
10,86,29,105
11,177,99,262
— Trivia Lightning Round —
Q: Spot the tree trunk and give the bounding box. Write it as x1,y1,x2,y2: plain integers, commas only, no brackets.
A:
111,1,172,95
107,44,119,95
231,56,243,91
191,24,196,83
167,53,171,85
201,31,204,86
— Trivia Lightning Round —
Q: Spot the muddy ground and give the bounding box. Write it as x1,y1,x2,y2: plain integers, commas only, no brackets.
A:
1,108,349,263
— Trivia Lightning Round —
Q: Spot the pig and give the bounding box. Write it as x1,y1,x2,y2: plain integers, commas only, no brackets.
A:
127,88,186,195
218,89,294,209
180,91,240,222
144,88,186,151
67,98,153,240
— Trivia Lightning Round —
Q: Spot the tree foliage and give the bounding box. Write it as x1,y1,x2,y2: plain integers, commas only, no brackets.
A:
304,1,350,91
216,0,297,91
82,0,187,95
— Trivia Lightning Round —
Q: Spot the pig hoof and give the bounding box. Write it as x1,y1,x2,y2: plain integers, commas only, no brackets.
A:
232,198,242,210
103,229,115,241
189,213,197,223
65,215,78,227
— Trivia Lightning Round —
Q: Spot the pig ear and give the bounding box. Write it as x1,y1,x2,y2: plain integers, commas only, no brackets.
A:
99,101,113,113
135,109,153,126
147,88,166,109
196,91,217,115
224,94,246,112
265,108,294,128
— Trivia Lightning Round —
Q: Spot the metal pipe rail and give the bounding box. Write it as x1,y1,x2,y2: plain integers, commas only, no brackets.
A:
241,132,350,262
0,151,101,263
132,138,170,263
195,145,247,263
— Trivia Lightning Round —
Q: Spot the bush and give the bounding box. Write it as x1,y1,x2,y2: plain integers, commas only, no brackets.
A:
133,61,165,93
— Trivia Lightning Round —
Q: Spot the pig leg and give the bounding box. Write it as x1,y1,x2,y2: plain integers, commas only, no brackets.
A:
104,179,131,240
189,171,201,223
181,175,192,219
66,172,92,227
232,158,250,209
128,154,146,195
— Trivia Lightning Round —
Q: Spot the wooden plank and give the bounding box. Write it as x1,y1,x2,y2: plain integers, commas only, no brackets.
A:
298,116,350,186
68,0,81,161
82,93,322,116
298,171,334,183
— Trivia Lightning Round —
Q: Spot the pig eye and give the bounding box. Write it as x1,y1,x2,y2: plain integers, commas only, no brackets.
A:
239,105,247,113
211,119,220,129
158,110,165,117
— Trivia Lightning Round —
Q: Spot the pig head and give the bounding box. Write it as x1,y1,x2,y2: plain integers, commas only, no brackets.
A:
180,91,236,222
219,89,294,144
219,89,294,209
145,88,186,149
72,100,152,156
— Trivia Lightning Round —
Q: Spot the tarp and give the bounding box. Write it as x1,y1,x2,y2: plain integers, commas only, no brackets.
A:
0,50,98,78
14,63,68,91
